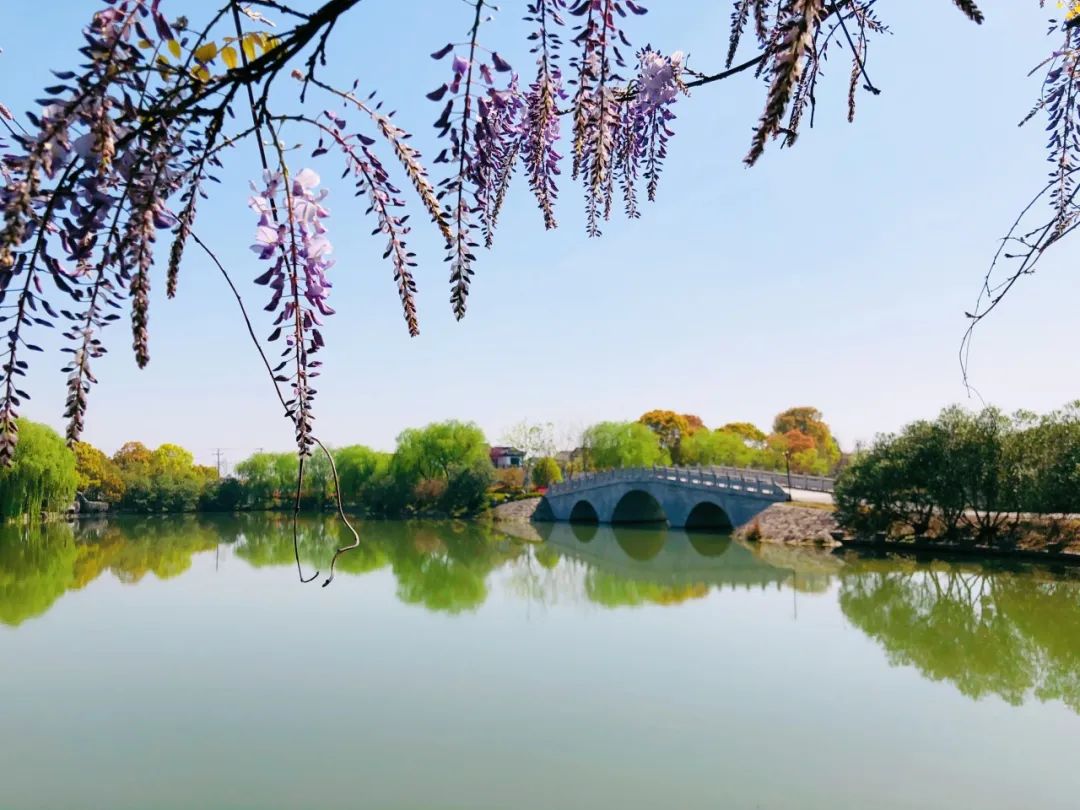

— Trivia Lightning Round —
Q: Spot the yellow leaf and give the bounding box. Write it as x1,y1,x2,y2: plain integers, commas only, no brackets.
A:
264,35,281,53
194,42,218,63
155,54,170,66
191,65,211,83
136,39,152,49
241,34,257,62
221,45,238,70
167,39,181,59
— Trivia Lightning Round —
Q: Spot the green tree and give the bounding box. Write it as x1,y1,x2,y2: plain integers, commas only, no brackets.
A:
531,457,563,488
234,452,277,508
200,477,245,512
334,445,390,504
582,422,667,469
833,404,1080,544
393,420,490,481
680,429,755,467
113,441,211,512
0,420,78,520
440,460,494,516
391,421,492,516
720,422,768,448
73,441,125,503
234,451,301,509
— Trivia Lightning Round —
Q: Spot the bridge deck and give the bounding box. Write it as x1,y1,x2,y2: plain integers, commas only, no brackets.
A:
548,465,834,497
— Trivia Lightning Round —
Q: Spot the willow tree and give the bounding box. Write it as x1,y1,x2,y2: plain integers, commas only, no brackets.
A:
0,420,77,520
0,0,1069,569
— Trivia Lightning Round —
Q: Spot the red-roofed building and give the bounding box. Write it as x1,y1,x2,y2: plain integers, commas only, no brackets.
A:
489,446,525,469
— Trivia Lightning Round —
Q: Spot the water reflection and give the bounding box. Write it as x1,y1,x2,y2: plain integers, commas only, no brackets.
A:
0,517,219,626
837,557,1080,712
0,516,796,624
3,516,1080,713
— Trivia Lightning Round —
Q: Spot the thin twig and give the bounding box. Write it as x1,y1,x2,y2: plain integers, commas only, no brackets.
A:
189,230,319,584
314,436,360,587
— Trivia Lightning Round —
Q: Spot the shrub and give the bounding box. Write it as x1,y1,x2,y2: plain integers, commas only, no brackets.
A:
531,457,563,489
441,461,494,516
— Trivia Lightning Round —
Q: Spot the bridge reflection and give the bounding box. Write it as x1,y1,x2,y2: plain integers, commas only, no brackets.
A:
535,522,792,590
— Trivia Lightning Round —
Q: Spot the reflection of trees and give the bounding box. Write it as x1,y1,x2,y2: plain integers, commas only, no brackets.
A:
387,522,523,614
585,574,709,608
839,561,1080,712
0,523,78,626
92,517,219,582
233,516,524,614
0,517,221,625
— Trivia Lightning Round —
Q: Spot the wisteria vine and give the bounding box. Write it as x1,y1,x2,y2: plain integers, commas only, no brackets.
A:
0,0,1065,474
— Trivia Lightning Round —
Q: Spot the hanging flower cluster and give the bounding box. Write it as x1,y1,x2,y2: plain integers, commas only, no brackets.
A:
0,0,1009,470
617,48,684,218
430,0,682,260
429,35,519,320
312,104,421,337
0,1,195,462
568,0,646,236
522,0,568,230
250,168,333,456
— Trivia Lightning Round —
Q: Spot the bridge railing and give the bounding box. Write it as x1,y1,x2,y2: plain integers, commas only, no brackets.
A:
545,464,829,498
702,465,835,494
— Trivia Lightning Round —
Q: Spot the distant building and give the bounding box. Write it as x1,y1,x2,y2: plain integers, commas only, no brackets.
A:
490,446,525,469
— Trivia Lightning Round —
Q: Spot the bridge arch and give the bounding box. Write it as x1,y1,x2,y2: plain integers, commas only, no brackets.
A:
684,501,734,532
611,489,668,525
569,500,600,524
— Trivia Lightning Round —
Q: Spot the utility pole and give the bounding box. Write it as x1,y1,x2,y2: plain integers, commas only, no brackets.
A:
213,448,226,476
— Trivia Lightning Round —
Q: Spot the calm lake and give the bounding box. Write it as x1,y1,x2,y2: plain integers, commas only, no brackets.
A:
2,515,1079,809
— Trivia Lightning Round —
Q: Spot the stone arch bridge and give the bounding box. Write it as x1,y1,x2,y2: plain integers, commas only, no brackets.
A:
540,466,823,530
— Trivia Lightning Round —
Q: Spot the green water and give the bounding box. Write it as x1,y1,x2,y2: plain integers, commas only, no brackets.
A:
1,515,1079,809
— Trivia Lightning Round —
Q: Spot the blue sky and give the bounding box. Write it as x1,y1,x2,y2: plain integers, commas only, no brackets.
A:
2,1,1078,468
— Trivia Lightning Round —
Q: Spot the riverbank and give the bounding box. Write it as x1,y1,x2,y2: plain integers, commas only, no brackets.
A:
735,503,840,546
489,497,544,523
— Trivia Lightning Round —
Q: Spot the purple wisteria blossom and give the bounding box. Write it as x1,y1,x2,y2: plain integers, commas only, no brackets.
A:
312,105,423,336
250,168,334,455
523,0,568,230
617,47,684,215
0,0,188,459
568,0,648,236
430,22,522,319
473,77,526,247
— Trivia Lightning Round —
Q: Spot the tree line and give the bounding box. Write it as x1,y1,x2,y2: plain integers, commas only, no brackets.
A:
835,403,1080,545
582,407,841,476
0,405,841,520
